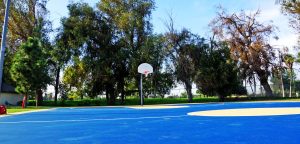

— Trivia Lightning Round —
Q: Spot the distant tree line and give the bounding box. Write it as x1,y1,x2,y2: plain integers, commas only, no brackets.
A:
0,0,300,106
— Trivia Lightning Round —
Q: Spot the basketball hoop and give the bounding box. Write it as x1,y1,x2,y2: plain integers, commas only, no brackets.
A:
138,63,153,76
137,63,153,106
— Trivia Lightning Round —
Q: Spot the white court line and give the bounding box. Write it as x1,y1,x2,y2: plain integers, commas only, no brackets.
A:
0,115,188,124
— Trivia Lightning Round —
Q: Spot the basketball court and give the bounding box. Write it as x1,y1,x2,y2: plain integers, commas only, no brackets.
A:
1,102,300,143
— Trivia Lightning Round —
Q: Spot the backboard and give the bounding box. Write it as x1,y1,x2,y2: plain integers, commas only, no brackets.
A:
138,63,153,77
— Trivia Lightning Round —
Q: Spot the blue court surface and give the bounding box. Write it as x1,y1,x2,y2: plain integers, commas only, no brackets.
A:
1,102,300,144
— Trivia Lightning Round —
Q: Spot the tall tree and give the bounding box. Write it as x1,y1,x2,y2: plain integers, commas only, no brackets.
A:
165,27,201,102
211,9,277,97
284,54,295,97
49,32,71,104
10,37,51,107
60,2,121,104
98,0,155,104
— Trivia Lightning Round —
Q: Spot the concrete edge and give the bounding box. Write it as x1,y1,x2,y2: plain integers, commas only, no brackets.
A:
0,108,56,118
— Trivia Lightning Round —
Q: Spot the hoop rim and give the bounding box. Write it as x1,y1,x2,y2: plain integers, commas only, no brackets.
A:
143,70,150,77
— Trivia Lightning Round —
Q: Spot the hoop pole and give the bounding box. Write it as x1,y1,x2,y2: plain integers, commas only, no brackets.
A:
0,0,11,96
140,73,143,106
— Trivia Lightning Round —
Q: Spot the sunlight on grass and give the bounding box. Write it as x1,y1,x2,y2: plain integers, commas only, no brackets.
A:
6,106,52,114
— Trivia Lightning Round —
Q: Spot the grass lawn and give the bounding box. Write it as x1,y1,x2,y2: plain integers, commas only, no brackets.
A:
6,106,52,114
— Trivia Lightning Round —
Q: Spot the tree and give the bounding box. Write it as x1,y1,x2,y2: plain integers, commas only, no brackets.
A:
283,54,295,97
138,35,175,98
0,0,51,88
60,2,122,104
281,0,300,40
98,0,155,104
0,0,50,50
62,58,88,100
211,9,277,97
10,37,51,107
271,69,292,96
194,40,246,101
48,32,72,104
165,27,202,102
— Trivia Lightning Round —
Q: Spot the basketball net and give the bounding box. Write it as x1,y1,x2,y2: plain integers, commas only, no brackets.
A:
144,71,149,77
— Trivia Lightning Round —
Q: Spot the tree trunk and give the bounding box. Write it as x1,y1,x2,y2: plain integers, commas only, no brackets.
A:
219,95,225,102
35,89,43,107
120,78,125,105
185,82,193,103
289,70,292,97
154,76,157,98
109,87,115,105
35,93,38,107
105,88,110,105
117,77,125,105
260,79,273,97
54,66,60,104
80,92,83,100
106,84,115,105
280,70,285,97
253,75,256,97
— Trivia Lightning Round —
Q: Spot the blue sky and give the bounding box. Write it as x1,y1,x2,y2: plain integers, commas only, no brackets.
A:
47,0,298,49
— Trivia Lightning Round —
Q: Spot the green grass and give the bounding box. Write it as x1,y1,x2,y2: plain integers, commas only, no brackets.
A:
123,97,219,105
25,96,300,107
6,106,52,114
25,97,219,107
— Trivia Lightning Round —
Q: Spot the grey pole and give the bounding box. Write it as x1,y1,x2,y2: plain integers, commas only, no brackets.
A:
0,0,11,95
140,74,143,106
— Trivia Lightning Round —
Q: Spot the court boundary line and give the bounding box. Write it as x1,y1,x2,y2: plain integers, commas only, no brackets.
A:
0,108,56,118
0,115,188,124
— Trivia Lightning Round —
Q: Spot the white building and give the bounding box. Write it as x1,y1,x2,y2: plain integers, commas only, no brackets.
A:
0,83,23,105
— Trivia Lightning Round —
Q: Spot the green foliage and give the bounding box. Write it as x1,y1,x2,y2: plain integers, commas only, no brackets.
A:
271,70,295,91
10,37,51,95
283,54,295,69
59,1,160,105
6,0,300,106
137,35,175,98
0,0,50,49
98,0,156,84
0,0,51,86
194,41,246,101
165,28,204,102
60,2,115,101
180,92,188,98
62,58,90,100
26,97,220,106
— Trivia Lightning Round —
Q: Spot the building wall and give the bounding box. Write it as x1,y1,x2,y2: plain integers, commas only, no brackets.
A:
0,93,23,105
